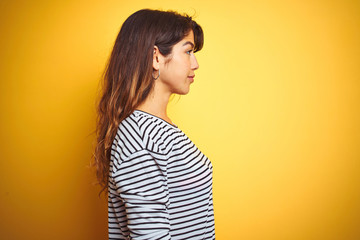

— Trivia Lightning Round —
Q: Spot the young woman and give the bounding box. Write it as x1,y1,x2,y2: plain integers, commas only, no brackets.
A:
94,9,215,239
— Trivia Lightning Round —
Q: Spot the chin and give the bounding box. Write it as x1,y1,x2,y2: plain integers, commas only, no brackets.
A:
179,88,190,95
172,86,190,95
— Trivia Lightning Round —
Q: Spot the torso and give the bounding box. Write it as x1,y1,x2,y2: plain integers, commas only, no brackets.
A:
108,110,215,239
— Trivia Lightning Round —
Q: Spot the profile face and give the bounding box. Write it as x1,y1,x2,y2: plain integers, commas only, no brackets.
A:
158,30,199,95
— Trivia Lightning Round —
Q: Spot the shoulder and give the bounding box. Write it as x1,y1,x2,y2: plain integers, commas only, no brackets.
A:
124,110,184,152
112,111,174,154
110,110,178,169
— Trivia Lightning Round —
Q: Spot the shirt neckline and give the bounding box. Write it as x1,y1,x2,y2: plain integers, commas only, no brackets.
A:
133,110,178,128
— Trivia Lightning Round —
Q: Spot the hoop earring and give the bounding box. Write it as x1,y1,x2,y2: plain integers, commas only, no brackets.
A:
152,69,160,80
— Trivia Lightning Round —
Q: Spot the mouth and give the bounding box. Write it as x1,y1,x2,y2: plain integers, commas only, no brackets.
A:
188,75,195,83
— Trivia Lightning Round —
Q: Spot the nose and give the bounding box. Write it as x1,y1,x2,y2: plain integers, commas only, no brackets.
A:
191,54,199,70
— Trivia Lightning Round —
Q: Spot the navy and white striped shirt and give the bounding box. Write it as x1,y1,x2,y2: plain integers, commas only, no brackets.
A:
108,110,215,239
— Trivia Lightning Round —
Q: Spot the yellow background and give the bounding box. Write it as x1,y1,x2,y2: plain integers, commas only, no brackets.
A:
1,0,359,239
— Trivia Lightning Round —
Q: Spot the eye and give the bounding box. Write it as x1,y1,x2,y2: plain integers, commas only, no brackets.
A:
186,50,193,55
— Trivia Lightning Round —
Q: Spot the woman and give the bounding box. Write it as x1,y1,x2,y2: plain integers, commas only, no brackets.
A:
94,9,215,239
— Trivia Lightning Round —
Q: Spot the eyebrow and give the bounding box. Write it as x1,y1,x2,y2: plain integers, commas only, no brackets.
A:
182,41,195,48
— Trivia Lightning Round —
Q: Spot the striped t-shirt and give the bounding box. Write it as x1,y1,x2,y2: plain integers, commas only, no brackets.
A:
108,110,215,239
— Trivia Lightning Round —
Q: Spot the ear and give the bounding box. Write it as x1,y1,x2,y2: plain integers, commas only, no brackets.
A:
152,46,161,70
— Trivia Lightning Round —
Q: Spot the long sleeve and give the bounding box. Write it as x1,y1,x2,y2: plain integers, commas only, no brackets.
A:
110,149,171,240
108,110,215,239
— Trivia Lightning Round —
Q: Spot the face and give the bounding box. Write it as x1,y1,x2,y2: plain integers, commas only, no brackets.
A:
156,30,199,95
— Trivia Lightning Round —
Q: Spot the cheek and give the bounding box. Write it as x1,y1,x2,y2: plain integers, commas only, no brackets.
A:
162,56,191,81
171,60,189,77
177,57,191,72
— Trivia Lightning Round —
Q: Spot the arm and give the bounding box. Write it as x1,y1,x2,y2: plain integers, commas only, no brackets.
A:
111,149,170,240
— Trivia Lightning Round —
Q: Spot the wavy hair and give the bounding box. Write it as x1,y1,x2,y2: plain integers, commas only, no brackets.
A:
93,9,204,195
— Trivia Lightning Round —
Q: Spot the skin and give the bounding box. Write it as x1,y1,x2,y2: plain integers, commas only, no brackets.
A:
136,30,199,125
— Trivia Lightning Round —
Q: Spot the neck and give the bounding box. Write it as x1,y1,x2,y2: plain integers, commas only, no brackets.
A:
136,84,172,123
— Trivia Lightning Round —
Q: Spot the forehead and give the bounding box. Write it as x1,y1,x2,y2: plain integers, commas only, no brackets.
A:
183,30,194,42
178,30,195,47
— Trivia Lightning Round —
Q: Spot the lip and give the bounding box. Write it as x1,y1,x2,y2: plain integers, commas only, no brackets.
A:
188,75,195,83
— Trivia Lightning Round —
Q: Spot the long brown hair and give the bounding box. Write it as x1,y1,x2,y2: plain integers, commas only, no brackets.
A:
94,9,204,195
